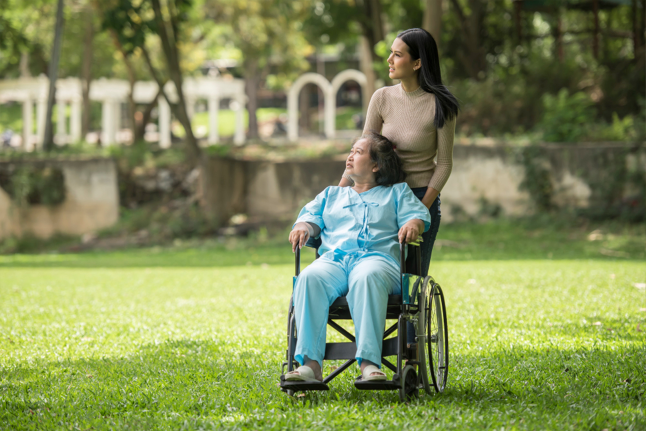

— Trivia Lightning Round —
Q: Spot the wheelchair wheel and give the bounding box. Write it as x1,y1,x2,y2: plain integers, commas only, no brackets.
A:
418,277,449,394
399,365,418,403
284,295,299,381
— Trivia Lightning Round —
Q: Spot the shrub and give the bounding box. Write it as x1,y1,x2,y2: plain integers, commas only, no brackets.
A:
538,89,596,143
0,165,66,206
591,113,636,142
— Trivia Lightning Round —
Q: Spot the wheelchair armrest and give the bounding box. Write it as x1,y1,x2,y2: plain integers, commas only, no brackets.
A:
400,235,423,276
305,236,322,250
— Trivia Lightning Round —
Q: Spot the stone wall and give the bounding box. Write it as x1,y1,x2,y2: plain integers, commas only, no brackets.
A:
200,143,645,223
0,158,119,239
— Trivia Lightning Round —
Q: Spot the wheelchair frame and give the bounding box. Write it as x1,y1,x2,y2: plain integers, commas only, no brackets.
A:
279,239,449,402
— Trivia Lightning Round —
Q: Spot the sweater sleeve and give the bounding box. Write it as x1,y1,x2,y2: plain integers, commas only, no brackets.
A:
428,115,457,191
362,89,383,134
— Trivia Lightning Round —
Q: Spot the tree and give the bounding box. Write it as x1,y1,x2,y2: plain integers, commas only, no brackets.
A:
101,0,201,160
0,3,30,77
80,4,94,139
446,0,487,80
423,0,443,51
204,0,313,140
42,0,64,151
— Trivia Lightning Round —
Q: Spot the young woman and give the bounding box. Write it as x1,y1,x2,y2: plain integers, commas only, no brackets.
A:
285,133,430,382
340,28,459,276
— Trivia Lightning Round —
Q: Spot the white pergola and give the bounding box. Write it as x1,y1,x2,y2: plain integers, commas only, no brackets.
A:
0,75,246,149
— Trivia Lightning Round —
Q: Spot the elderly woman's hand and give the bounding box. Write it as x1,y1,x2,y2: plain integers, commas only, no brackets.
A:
398,219,424,244
289,222,312,252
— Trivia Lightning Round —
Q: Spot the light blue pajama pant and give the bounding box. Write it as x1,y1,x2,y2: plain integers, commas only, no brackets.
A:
293,252,401,369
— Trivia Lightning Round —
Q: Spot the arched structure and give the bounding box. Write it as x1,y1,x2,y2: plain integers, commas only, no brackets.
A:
287,73,332,142
287,70,367,142
329,70,368,139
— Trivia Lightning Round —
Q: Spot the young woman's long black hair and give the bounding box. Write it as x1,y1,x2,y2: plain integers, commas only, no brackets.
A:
397,28,459,129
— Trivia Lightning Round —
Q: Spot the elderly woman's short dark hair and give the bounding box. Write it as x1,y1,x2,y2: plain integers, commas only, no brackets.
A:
358,132,406,186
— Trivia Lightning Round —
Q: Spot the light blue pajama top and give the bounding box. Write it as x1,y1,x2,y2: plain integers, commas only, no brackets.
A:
294,183,431,266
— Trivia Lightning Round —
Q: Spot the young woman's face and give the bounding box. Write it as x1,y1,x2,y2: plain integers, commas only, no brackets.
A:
388,38,420,81
346,139,378,180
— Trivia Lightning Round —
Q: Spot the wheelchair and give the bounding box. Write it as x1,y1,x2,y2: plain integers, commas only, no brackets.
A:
280,237,449,402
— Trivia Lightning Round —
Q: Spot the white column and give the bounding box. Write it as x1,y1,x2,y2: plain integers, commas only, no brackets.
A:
70,98,81,142
36,98,47,149
324,88,335,139
234,96,245,145
113,101,121,143
158,96,171,149
208,97,219,145
22,99,33,151
101,100,116,146
56,99,66,144
288,87,298,142
186,97,196,120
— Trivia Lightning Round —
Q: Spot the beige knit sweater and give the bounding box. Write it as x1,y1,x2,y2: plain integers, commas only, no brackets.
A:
361,83,457,191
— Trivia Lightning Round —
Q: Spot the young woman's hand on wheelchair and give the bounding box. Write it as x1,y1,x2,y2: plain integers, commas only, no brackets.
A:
398,219,424,245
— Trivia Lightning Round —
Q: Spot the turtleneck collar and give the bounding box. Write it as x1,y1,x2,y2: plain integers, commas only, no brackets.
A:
399,83,426,98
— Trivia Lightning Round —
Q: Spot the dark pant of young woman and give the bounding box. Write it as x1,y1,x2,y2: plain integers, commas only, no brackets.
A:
407,187,441,344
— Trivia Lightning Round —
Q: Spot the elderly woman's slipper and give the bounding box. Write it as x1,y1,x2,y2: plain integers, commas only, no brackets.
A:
362,365,387,381
284,366,321,382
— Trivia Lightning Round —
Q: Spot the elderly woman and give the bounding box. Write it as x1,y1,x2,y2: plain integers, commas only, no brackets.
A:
285,132,431,383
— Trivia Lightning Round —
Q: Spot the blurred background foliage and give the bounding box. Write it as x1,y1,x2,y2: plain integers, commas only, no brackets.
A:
0,0,644,143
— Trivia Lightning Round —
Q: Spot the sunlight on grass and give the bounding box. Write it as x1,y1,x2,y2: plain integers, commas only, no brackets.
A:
1,250,644,429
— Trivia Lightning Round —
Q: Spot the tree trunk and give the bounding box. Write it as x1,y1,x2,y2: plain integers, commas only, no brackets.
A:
19,52,31,77
423,0,442,51
109,29,137,143
449,0,486,80
592,0,600,59
357,0,385,64
359,36,376,113
136,89,161,142
514,0,523,44
43,0,65,151
244,57,260,140
81,7,94,140
554,11,564,62
150,0,202,161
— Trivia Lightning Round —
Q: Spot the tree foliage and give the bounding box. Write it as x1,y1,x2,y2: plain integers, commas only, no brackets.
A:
0,0,642,141
203,0,313,138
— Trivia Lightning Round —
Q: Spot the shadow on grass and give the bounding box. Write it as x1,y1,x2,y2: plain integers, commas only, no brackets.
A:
2,338,645,429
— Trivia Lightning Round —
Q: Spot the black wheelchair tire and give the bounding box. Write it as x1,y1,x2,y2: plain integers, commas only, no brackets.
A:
428,281,449,393
418,277,449,394
399,365,419,402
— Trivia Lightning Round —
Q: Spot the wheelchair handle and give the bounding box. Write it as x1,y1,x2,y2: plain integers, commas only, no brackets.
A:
399,242,406,273
295,246,301,276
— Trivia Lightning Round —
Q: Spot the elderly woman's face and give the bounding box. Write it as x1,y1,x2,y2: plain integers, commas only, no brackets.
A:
346,139,378,180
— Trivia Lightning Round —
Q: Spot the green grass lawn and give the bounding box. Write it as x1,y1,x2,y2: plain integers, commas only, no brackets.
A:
180,108,287,139
1,223,645,430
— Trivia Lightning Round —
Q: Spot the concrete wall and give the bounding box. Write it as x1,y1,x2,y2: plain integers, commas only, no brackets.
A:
198,156,345,225
0,158,119,240
200,143,645,223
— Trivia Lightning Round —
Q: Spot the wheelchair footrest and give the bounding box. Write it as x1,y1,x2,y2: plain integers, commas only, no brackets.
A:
354,375,401,391
280,375,330,392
